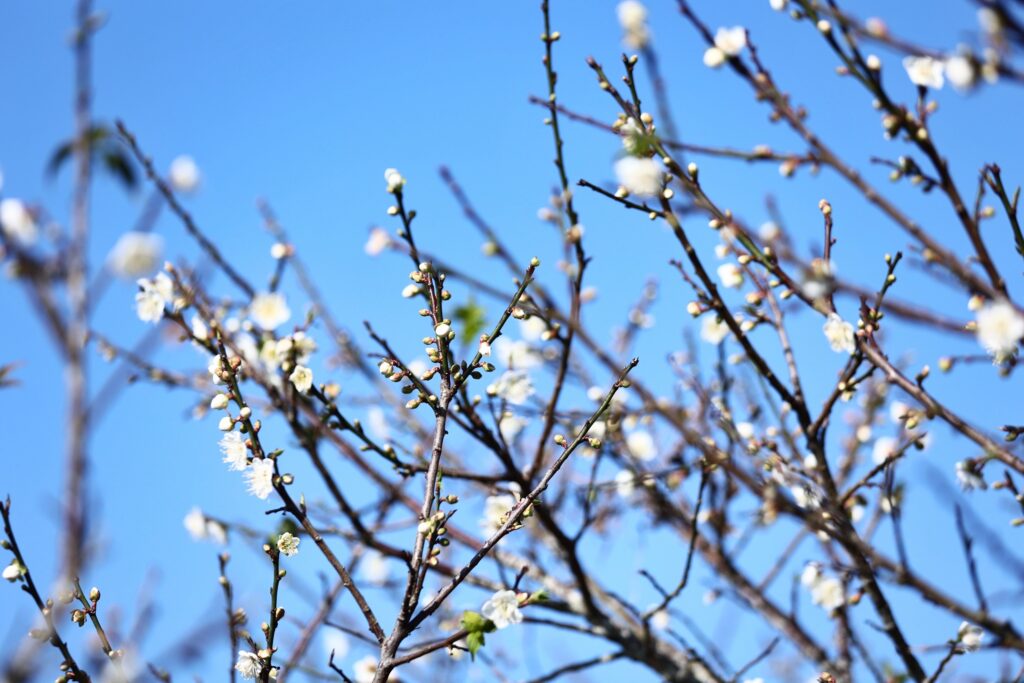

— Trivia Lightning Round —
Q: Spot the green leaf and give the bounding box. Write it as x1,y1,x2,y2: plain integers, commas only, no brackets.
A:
460,610,488,633
453,299,487,348
466,630,485,659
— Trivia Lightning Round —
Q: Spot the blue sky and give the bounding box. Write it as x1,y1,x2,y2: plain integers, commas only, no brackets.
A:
2,1,1023,681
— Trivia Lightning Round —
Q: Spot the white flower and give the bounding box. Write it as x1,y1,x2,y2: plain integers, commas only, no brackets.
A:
220,432,248,471
811,577,845,611
3,562,22,581
614,157,663,197
714,26,747,56
107,232,163,279
958,621,984,652
520,316,547,341
234,651,261,680
903,55,944,89
823,314,855,354
134,272,175,323
191,315,209,341
717,263,744,288
488,370,535,405
249,292,291,330
277,532,300,557
183,507,226,544
498,414,528,442
362,551,391,585
955,460,986,491
617,1,649,49
384,168,405,193
244,458,276,499
945,55,976,90
650,609,670,630
353,656,378,683
700,315,730,345
481,589,524,629
975,300,1024,361
481,494,517,535
769,0,787,10
703,47,727,68
364,227,391,256
492,338,542,370
759,221,780,241
183,507,207,540
169,155,201,193
627,430,656,461
800,562,821,588
872,436,898,465
615,469,637,497
270,242,289,259
0,198,38,246
322,630,350,661
289,364,313,393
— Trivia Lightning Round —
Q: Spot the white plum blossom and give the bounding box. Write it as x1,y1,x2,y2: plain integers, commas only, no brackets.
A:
945,55,976,90
872,436,898,465
234,651,261,680
615,469,637,497
289,364,313,393
135,272,175,323
717,263,744,288
361,551,391,585
903,55,945,89
714,26,747,56
650,609,670,630
703,46,727,68
107,232,163,279
322,630,350,661
277,532,300,557
614,156,663,197
169,155,201,193
183,507,227,544
617,1,649,49
244,457,276,499
275,332,317,366
956,460,986,491
759,221,780,241
364,227,391,256
492,338,542,370
769,0,787,9
823,313,855,354
3,561,23,582
353,656,378,683
481,494,517,535
384,168,405,193
488,370,535,405
0,198,38,246
627,430,656,461
800,562,822,588
811,577,845,611
481,589,524,629
958,621,984,652
975,300,1024,361
700,315,730,345
498,414,528,442
220,432,248,471
249,292,291,330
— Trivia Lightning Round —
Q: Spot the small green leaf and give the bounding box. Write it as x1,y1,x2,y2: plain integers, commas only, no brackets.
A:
466,630,485,659
460,610,488,633
453,299,487,348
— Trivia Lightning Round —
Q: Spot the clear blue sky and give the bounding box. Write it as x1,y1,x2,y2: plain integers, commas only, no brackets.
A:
2,1,1022,681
